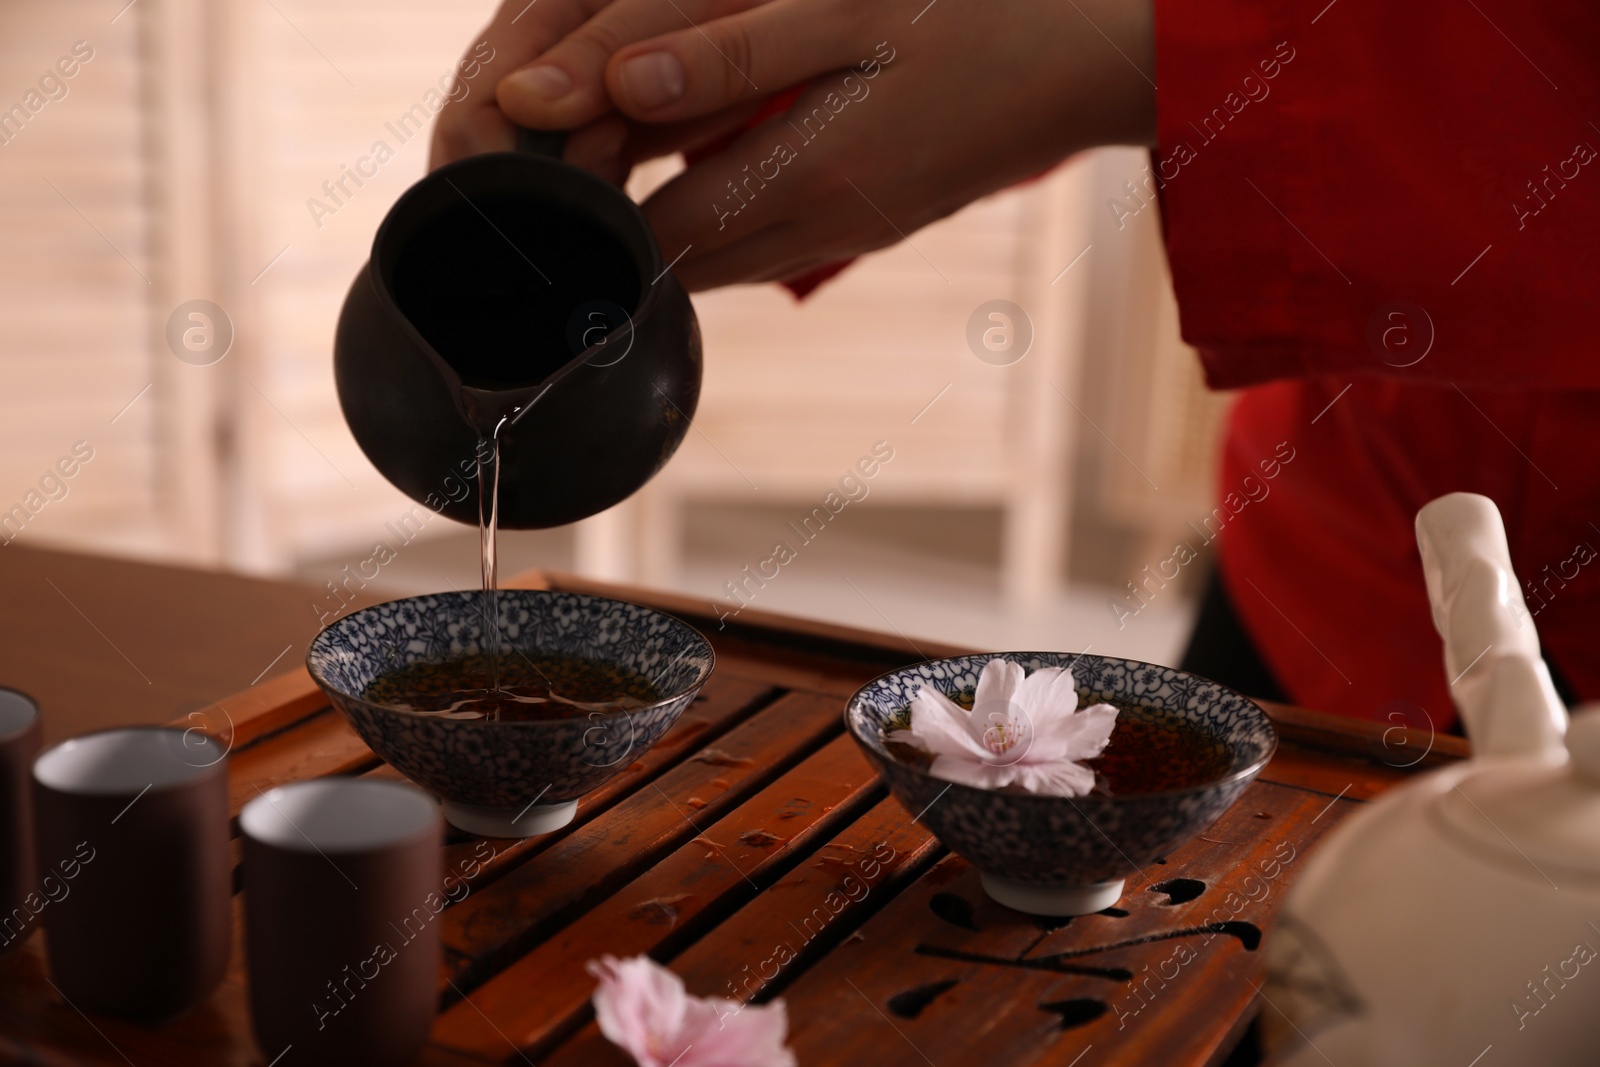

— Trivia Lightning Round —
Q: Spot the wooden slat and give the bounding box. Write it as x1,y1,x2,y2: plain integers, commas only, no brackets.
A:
1262,700,1469,765
1257,744,1413,803
666,796,943,1001
432,691,846,994
430,735,881,1059
165,666,327,750
764,779,1346,1067
541,795,943,1067
224,709,377,816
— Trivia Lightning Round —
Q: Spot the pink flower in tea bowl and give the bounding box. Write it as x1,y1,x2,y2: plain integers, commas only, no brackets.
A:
588,954,797,1067
907,657,1118,797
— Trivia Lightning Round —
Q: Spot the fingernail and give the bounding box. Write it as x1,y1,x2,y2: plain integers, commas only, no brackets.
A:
618,52,685,110
508,64,573,100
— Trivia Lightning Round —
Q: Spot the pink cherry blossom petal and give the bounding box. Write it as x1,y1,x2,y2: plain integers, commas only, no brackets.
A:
967,658,1029,752
928,753,1022,791
589,956,796,1067
1014,758,1098,797
589,955,692,1067
680,996,798,1067
908,685,991,761
905,659,1120,799
1024,700,1118,765
971,657,1024,713
1017,664,1081,717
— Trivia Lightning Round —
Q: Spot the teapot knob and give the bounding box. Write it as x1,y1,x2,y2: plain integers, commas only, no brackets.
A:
1566,705,1600,783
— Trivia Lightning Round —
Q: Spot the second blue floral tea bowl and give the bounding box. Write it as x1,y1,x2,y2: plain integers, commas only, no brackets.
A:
307,589,714,837
846,652,1276,915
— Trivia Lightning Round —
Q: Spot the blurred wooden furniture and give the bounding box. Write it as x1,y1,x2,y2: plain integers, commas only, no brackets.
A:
1079,152,1233,565
0,0,167,557
0,559,1464,1066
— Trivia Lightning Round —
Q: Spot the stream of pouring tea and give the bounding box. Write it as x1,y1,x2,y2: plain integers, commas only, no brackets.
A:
382,191,677,725
356,396,689,722
460,411,659,724
477,416,506,695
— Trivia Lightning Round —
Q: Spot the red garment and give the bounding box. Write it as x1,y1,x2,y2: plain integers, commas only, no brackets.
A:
1154,0,1600,725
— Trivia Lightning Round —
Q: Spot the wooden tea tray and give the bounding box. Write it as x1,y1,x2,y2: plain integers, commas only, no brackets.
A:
0,571,1465,1066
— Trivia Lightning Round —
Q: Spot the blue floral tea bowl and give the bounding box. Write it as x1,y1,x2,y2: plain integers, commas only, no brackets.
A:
845,652,1276,915
307,590,714,838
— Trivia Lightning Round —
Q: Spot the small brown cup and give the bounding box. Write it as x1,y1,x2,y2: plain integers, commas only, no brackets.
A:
0,689,41,959
241,778,443,1067
32,726,231,1021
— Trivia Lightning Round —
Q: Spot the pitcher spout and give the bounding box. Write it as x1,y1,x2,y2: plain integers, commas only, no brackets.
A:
458,382,551,437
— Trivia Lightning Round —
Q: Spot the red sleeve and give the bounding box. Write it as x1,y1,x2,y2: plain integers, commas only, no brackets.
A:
1153,0,1600,390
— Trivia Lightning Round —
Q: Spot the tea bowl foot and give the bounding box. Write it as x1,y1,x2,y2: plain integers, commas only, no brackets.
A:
979,872,1126,916
441,798,578,838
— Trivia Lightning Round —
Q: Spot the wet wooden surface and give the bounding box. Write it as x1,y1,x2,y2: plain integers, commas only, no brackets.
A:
0,569,1457,1066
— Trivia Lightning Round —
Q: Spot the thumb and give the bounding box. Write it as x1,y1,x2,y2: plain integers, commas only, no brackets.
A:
604,0,878,121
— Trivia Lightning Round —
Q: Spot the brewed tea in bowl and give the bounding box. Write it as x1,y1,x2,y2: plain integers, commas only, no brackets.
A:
846,652,1276,915
307,589,713,837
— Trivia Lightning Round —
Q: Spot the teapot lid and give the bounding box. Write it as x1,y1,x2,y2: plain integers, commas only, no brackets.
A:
1435,706,1600,884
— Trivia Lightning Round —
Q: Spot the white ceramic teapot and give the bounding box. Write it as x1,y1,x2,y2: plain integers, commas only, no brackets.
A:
1264,492,1599,1066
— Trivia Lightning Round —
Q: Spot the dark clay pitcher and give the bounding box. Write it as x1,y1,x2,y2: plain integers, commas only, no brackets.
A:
334,135,701,528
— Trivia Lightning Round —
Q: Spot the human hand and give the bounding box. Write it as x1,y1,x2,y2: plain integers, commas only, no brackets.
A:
434,0,1155,290
429,0,773,185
